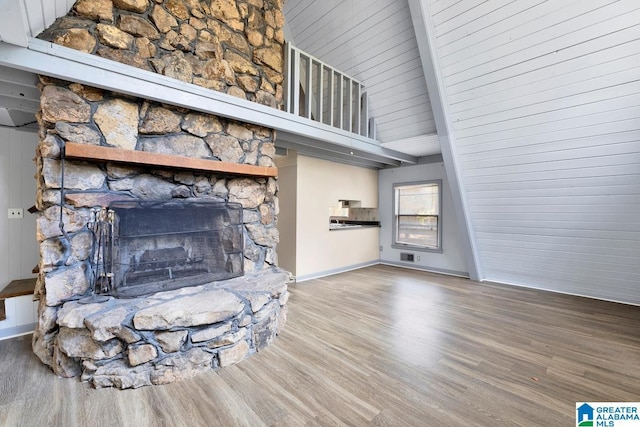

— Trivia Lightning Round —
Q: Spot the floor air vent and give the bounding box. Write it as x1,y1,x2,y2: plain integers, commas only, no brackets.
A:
400,252,415,262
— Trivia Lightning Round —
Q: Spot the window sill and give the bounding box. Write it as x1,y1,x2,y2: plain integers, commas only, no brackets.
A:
391,244,443,254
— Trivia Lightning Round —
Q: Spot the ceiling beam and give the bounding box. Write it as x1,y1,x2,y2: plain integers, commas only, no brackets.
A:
407,0,483,281
278,130,402,167
380,132,440,157
0,64,37,86
276,139,390,170
0,38,418,166
0,94,38,112
0,80,40,101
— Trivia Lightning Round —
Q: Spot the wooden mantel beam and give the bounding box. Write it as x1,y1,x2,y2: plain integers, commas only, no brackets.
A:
64,143,278,178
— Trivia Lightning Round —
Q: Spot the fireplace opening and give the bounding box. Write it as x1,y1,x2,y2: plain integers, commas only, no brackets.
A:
93,201,244,298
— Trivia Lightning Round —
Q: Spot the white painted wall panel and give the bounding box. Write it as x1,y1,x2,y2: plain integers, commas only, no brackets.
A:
448,40,640,108
13,295,38,325
438,0,616,66
0,298,17,330
429,0,461,16
55,0,70,17
3,0,75,41
0,128,38,287
0,128,38,334
466,172,640,192
436,0,553,54
379,162,469,275
427,0,640,304
377,117,437,143
22,0,44,37
274,152,298,275
433,0,518,35
295,155,380,279
0,295,38,339
371,88,430,117
447,30,638,97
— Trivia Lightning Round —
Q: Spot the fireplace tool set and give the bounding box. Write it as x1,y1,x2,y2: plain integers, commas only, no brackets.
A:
80,207,113,304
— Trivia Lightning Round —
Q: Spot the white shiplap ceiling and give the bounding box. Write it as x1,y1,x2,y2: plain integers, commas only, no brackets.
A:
381,133,440,157
284,0,440,156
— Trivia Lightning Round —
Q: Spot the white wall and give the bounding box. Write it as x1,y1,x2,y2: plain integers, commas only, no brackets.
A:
0,127,39,337
426,0,640,304
277,153,380,280
275,151,297,275
379,161,468,276
296,155,379,278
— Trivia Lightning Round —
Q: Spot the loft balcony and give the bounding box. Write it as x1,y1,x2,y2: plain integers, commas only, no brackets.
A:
273,43,417,168
285,43,374,139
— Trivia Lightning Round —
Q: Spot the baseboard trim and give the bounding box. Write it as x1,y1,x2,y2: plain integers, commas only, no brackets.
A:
485,277,640,307
377,261,469,278
294,260,469,282
294,260,381,283
0,323,35,341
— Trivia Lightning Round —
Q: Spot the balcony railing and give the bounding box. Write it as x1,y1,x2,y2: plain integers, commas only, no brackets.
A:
284,43,375,139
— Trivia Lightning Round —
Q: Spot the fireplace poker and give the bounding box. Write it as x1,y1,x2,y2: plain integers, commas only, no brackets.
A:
79,208,110,304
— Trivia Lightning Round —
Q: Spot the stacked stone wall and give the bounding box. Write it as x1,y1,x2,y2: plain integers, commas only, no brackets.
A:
38,0,285,108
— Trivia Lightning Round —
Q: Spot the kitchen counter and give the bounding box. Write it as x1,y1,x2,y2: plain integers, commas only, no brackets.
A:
329,222,380,231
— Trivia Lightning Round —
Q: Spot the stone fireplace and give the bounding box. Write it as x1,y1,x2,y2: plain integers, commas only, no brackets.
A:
31,0,288,388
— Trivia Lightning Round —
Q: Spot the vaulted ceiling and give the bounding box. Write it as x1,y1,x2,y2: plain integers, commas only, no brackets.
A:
284,0,440,156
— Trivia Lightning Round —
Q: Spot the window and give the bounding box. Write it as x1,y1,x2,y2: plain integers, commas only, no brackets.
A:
393,181,441,251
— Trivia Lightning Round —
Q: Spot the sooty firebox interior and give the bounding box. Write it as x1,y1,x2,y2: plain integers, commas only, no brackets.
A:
95,201,244,298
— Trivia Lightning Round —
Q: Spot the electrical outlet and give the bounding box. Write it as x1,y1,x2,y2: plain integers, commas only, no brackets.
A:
8,208,23,219
416,255,421,261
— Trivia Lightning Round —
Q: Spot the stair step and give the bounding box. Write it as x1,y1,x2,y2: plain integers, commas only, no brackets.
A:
0,278,37,322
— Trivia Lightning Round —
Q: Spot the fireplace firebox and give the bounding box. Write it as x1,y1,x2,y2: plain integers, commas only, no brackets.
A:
90,201,244,298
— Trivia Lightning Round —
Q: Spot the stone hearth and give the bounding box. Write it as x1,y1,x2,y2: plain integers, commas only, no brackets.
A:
31,0,288,387
55,270,288,389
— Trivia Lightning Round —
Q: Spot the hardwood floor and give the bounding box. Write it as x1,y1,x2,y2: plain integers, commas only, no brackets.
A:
1,265,639,426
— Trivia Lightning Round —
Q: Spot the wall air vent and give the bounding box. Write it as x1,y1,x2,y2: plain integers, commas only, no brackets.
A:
400,252,415,262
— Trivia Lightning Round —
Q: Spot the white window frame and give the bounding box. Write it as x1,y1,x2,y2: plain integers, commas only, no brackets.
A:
392,180,443,253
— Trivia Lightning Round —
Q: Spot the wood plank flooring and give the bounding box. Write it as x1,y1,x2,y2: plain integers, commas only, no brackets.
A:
1,265,639,426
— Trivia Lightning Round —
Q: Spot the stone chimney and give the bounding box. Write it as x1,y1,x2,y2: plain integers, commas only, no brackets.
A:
31,0,288,387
